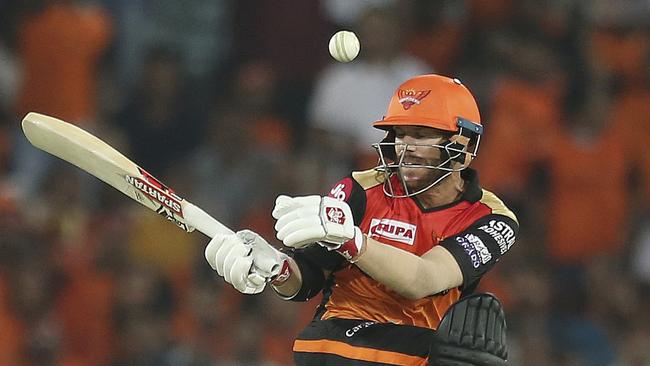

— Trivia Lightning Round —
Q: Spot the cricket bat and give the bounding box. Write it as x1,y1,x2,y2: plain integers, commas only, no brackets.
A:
21,112,233,238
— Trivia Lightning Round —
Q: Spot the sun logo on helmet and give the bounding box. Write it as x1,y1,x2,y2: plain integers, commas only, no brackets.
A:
397,89,431,110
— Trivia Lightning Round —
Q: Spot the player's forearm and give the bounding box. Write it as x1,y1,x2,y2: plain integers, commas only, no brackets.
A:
355,236,463,300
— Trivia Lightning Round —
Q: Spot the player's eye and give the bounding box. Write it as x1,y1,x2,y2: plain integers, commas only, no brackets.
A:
415,129,433,139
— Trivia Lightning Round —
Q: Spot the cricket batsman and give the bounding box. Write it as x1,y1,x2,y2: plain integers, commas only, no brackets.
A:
205,74,518,365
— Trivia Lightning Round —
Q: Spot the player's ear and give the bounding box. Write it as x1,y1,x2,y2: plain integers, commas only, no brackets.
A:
378,130,397,162
445,133,472,167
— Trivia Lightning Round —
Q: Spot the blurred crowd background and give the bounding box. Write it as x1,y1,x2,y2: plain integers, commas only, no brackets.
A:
0,0,649,365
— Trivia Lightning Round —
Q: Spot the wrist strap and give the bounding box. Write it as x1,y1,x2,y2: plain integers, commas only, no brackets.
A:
270,259,292,286
336,227,366,262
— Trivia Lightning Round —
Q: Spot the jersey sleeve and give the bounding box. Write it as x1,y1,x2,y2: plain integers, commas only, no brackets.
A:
327,176,367,225
439,214,518,289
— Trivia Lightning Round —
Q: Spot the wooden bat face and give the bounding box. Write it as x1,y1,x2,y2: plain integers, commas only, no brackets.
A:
21,112,231,237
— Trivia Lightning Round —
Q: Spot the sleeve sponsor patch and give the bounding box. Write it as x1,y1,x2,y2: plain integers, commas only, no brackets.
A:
439,214,518,289
477,220,516,254
328,174,367,227
455,234,492,269
329,177,354,202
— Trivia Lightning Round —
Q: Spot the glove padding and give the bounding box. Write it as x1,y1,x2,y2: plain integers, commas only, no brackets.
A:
272,195,355,249
205,230,288,294
429,293,508,366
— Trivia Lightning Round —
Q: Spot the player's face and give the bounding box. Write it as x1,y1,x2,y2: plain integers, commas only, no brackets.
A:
393,126,449,192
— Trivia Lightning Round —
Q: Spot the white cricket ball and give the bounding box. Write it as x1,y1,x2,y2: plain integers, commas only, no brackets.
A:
328,31,360,63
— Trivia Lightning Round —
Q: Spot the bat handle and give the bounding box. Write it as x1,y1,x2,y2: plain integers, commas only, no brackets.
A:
182,201,234,238
183,201,266,282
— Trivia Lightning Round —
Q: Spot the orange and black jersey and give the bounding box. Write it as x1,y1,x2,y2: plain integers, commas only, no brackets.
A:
286,168,518,330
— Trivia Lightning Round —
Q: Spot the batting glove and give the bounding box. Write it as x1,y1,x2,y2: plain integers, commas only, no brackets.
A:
272,195,366,261
205,230,291,294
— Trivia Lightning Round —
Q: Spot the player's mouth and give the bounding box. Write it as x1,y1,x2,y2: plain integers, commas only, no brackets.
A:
398,158,425,180
401,155,428,166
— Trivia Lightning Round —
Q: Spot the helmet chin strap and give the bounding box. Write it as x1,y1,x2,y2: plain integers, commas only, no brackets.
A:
375,142,459,198
386,169,454,198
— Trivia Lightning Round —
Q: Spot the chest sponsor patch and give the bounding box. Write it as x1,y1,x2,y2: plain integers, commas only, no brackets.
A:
368,218,416,245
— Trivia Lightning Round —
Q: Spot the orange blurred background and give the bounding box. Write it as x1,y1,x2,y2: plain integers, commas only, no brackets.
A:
0,0,649,365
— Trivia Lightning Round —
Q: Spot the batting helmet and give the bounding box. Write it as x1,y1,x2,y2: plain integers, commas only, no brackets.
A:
372,74,484,197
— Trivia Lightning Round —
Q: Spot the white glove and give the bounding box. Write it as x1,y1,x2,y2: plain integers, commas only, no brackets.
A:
205,230,290,294
272,195,366,261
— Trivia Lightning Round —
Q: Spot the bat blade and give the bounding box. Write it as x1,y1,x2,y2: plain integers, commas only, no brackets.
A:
21,112,232,238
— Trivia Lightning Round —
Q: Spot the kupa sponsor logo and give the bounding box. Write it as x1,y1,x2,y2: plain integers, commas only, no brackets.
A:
464,234,492,264
456,237,481,268
478,220,515,254
126,175,183,215
369,219,416,245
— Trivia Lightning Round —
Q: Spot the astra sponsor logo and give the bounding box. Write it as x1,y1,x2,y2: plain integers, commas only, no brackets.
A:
345,321,375,337
478,220,516,254
456,236,481,268
464,234,491,264
126,175,183,216
368,218,416,245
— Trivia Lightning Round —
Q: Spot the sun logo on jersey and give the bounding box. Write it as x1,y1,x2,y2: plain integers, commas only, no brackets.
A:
398,89,431,110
